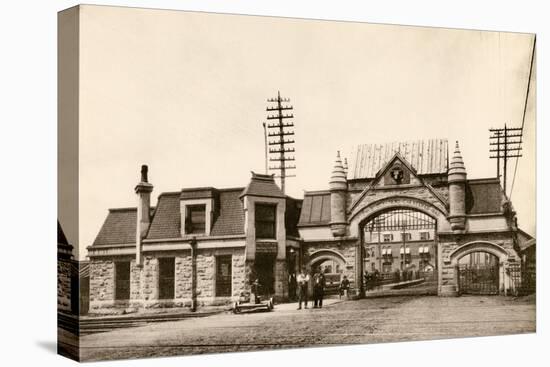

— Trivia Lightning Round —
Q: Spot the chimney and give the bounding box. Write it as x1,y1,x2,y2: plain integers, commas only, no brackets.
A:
135,164,153,265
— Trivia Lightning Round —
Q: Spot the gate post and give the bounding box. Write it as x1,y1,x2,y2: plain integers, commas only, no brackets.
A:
454,264,460,295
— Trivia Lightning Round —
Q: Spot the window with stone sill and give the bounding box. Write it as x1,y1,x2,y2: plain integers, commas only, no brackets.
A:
185,204,206,234
115,261,130,300
255,203,277,239
158,257,175,299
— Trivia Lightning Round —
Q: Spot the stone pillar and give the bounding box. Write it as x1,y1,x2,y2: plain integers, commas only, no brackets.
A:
190,238,197,311
355,240,364,297
274,260,288,302
330,151,348,237
448,142,467,232
135,165,153,266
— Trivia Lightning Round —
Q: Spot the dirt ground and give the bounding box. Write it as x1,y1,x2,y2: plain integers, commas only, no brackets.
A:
79,295,536,361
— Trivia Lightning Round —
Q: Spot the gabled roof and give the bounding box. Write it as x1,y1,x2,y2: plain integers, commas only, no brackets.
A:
240,172,285,198
145,192,181,240
92,187,248,246
285,197,303,236
298,191,331,227
145,188,246,240
57,221,70,245
349,152,449,212
516,228,535,252
210,189,246,236
465,178,503,214
58,221,74,259
92,208,138,246
349,139,448,180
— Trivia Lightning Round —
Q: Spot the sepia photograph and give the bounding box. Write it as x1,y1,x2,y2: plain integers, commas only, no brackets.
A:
56,4,536,362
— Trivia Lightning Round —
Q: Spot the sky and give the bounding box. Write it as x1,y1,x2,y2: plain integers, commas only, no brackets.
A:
64,5,535,259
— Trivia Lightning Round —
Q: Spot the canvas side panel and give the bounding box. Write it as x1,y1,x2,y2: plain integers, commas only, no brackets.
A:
57,5,80,362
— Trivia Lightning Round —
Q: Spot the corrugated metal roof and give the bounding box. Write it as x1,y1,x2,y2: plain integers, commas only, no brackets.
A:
349,139,449,179
298,191,331,226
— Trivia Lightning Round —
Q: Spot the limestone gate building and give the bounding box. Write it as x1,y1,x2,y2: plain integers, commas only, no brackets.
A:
88,139,534,313
88,170,301,313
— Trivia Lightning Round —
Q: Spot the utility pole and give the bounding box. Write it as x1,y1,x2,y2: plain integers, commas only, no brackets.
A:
265,91,296,194
489,124,523,195
262,123,268,174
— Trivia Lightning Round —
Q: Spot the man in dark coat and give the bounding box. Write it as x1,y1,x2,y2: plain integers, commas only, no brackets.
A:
339,275,350,299
312,267,326,308
296,267,310,310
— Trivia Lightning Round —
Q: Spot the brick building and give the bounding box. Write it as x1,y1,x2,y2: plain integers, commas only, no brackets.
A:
87,138,533,313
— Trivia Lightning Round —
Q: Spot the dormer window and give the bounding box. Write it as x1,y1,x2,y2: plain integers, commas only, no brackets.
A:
185,204,206,234
255,203,276,239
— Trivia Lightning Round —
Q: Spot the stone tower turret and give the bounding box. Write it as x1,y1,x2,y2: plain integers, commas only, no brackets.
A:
329,151,347,237
448,141,467,232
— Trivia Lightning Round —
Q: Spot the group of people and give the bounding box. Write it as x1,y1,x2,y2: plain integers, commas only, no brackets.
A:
290,268,353,309
295,267,326,309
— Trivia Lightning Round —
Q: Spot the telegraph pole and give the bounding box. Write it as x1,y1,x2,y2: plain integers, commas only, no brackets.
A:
489,124,523,195
265,91,296,194
262,123,268,174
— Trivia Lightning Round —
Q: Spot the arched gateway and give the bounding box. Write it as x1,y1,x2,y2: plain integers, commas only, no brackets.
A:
296,139,525,298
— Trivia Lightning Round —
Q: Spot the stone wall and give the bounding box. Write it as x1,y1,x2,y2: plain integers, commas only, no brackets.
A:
232,253,247,298
57,260,72,313
175,255,192,302
195,251,215,301
88,248,246,314
141,257,159,303
89,259,115,313
274,259,288,302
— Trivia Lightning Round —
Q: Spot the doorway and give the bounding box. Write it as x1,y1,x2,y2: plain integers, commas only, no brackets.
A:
254,253,275,296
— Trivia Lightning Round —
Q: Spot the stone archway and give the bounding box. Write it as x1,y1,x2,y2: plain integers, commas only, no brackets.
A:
347,195,450,296
308,249,346,269
308,250,347,294
449,241,509,295
349,195,451,237
449,241,509,265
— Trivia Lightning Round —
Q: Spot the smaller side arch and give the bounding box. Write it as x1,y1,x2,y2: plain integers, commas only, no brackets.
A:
308,249,346,267
449,241,509,265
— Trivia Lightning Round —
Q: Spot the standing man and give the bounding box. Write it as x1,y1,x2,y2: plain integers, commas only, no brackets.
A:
339,275,350,299
313,267,326,308
288,272,297,301
296,267,310,310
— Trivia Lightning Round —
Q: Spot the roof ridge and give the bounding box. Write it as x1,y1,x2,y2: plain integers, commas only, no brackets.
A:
467,177,500,184
218,187,246,192
304,190,331,195
109,207,137,212
158,191,181,197
356,138,448,147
